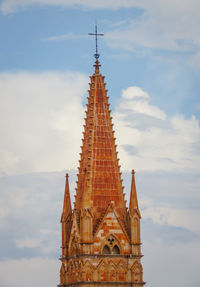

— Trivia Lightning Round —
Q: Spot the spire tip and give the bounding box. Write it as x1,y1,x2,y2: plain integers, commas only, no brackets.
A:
88,25,104,61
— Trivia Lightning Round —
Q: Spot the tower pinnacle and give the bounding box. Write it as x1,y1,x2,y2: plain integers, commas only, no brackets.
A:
129,170,141,218
61,173,72,222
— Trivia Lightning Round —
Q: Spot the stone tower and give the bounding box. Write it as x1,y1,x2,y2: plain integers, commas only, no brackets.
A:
59,57,145,286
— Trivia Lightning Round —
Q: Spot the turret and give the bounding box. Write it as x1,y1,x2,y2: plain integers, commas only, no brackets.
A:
61,173,72,220
61,173,72,257
129,170,141,255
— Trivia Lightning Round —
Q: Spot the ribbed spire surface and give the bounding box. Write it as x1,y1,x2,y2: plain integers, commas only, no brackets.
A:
75,60,127,227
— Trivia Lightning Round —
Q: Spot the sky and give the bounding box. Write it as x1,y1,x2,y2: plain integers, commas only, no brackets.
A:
0,0,200,286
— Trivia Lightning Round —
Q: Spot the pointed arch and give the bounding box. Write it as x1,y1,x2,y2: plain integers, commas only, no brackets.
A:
68,212,80,256
131,261,143,271
82,260,95,282
117,261,127,282
108,260,118,282
70,237,79,256
118,265,126,282
81,208,93,243
102,245,111,254
131,261,143,283
97,260,108,282
112,245,120,254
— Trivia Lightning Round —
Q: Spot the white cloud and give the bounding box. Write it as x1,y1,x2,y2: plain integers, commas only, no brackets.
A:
15,238,42,248
114,86,200,172
0,71,88,175
189,51,200,69
0,257,59,287
41,33,86,42
142,204,200,234
105,0,200,54
121,86,166,120
122,86,149,100
0,0,142,14
0,171,64,263
143,240,200,287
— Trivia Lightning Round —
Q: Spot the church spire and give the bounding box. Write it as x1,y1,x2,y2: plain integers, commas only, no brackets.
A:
75,49,127,229
59,31,145,286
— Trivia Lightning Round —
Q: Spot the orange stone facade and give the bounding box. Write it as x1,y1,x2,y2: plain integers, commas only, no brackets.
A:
59,60,145,287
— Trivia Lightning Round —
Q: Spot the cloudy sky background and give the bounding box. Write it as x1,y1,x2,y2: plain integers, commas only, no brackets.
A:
0,1,200,287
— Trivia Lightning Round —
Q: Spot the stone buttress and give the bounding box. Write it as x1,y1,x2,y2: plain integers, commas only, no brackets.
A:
59,60,145,287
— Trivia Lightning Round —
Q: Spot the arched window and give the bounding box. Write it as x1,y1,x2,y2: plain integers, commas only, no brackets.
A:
102,245,111,254
112,245,120,254
101,235,121,255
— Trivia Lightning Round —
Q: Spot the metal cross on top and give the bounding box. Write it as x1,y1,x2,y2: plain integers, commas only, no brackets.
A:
88,25,104,60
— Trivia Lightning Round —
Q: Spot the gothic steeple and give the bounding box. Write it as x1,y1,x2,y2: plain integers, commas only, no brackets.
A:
75,58,127,229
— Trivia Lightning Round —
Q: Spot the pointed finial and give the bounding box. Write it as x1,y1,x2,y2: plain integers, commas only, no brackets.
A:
129,169,141,218
88,25,104,60
61,173,72,222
